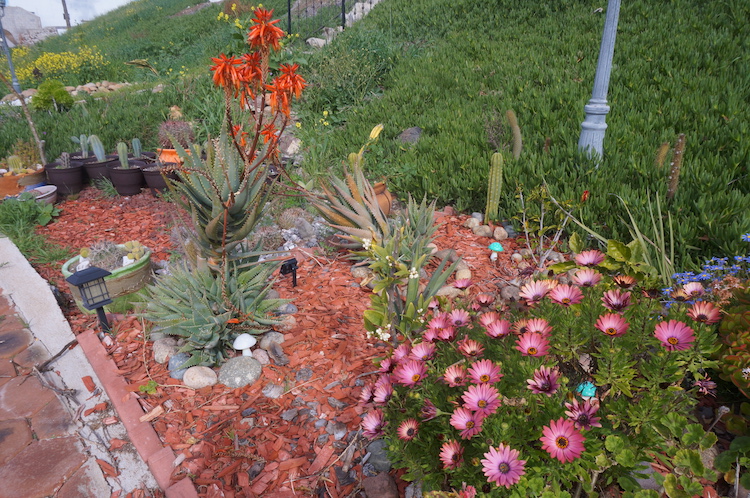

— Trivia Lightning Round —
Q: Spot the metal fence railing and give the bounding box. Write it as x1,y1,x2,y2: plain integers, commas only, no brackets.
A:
285,0,382,41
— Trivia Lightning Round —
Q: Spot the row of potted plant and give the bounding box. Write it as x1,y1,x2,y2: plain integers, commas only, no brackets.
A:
45,119,195,197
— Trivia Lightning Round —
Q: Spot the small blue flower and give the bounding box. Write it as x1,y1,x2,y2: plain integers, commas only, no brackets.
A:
696,272,712,281
741,233,750,242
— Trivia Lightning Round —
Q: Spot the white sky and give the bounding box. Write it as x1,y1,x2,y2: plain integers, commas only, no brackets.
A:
11,0,135,27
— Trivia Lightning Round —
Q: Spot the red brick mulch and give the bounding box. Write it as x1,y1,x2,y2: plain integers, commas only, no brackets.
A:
33,187,524,497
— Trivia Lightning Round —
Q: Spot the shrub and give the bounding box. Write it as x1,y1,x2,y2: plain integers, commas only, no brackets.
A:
30,79,74,112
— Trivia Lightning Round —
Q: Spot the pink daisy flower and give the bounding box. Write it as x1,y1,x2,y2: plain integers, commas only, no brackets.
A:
564,399,602,430
438,326,458,342
393,360,428,387
453,278,472,289
428,298,440,310
378,358,393,373
687,302,721,324
449,309,472,327
682,282,705,298
410,342,436,361
549,284,584,307
481,444,526,489
515,332,550,357
572,268,602,287
422,328,439,342
595,313,630,337
444,364,468,387
575,249,605,267
527,365,561,396
612,275,637,289
361,410,386,439
462,384,501,417
513,319,530,335
428,313,450,330
485,319,512,338
392,343,411,363
519,280,550,304
359,384,374,405
479,312,501,328
421,398,438,420
525,318,552,337
476,293,495,306
372,381,393,405
540,417,586,463
458,338,485,358
458,483,477,498
601,289,632,312
654,320,695,351
397,418,419,441
450,407,483,439
439,440,464,469
468,359,503,384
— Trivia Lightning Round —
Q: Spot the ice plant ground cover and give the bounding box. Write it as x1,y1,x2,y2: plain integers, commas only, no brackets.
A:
359,248,725,496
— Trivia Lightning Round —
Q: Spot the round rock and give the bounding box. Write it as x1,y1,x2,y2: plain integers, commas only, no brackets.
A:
183,366,218,389
218,356,263,388
168,353,191,380
472,225,493,237
493,226,509,240
259,331,285,351
152,337,178,364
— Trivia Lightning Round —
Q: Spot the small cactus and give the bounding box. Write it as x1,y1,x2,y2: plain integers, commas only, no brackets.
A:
89,135,106,162
117,142,129,169
132,138,142,159
71,134,89,158
59,152,71,169
7,155,24,174
485,152,504,223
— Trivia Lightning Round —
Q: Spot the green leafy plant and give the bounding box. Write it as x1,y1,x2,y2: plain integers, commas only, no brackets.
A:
30,79,74,112
714,437,750,495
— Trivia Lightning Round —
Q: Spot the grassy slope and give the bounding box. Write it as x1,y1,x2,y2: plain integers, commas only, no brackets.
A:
299,0,750,267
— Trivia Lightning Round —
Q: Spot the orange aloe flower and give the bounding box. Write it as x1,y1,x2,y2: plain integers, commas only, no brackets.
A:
247,8,284,51
260,123,279,144
238,52,263,86
266,79,292,116
210,53,241,88
278,63,306,98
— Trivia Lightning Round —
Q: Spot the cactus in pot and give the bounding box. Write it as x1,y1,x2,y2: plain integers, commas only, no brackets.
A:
88,135,107,162
132,138,142,159
117,142,130,169
7,155,24,174
70,134,89,158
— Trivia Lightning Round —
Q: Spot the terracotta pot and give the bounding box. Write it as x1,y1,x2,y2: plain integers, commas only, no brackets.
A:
45,161,84,195
157,148,182,165
373,181,393,216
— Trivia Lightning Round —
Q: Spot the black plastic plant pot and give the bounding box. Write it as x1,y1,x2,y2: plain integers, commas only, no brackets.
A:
109,166,145,196
45,161,85,195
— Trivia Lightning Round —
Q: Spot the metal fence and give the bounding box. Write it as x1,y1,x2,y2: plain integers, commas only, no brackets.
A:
285,0,381,41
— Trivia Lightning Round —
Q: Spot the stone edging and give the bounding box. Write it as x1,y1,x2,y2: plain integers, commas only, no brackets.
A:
76,329,199,498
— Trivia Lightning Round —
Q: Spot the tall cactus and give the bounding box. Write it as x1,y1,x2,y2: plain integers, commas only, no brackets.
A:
88,135,106,162
485,152,504,223
132,138,142,159
117,142,129,169
506,110,522,160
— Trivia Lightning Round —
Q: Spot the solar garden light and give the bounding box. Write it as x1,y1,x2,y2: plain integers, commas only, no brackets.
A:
0,0,22,94
280,258,298,287
66,266,112,333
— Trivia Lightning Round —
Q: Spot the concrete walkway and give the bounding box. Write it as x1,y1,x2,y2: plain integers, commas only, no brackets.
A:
0,235,186,497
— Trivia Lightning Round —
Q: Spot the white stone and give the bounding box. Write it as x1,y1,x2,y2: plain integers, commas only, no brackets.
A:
183,366,218,389
152,337,179,364
463,217,480,229
472,225,493,237
455,269,472,281
306,37,327,48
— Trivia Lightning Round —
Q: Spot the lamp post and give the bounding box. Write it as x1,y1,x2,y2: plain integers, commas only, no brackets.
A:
577,0,621,160
66,267,113,333
0,0,22,94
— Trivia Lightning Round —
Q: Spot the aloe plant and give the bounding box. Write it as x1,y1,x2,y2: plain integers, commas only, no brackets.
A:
142,263,288,368
170,125,273,267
